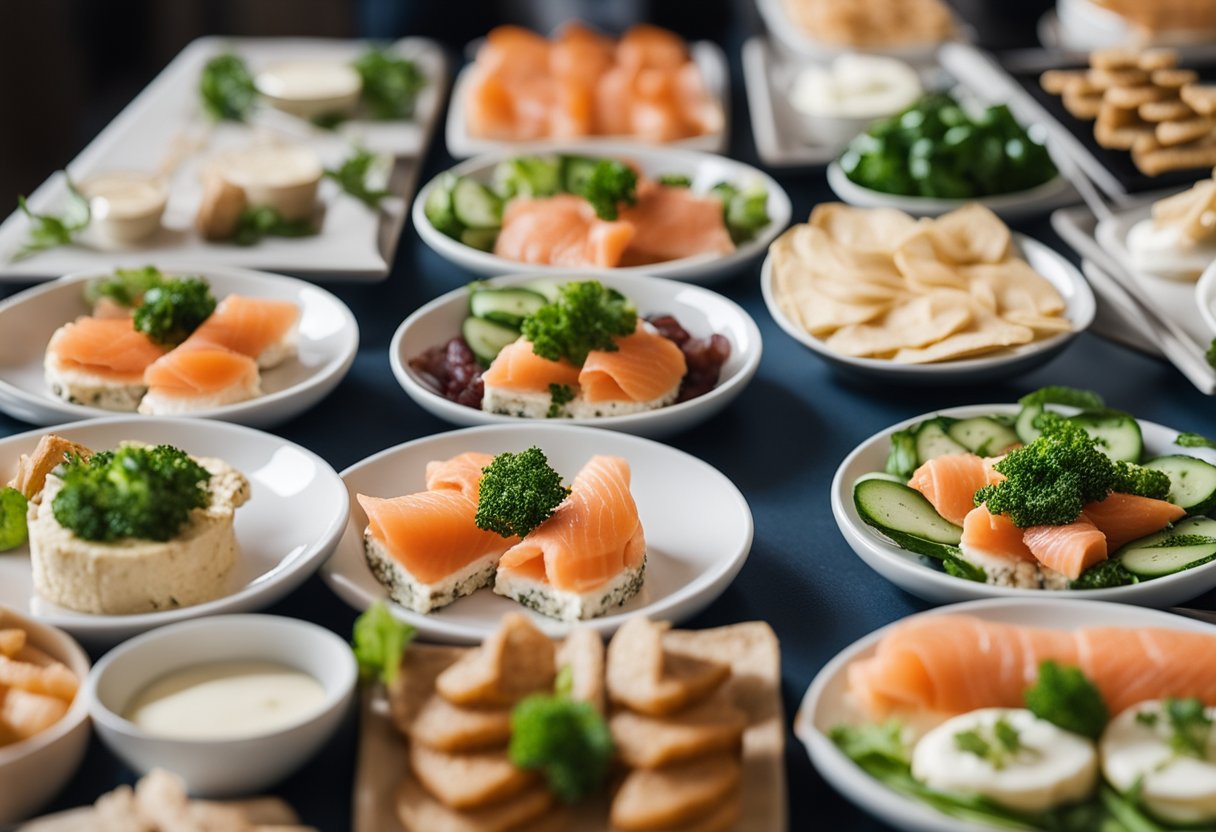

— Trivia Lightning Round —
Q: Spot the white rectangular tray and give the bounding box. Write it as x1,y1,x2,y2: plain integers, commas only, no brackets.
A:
741,37,838,170
0,36,448,283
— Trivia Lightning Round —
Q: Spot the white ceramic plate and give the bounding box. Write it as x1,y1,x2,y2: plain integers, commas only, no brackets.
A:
445,40,729,158
412,142,792,285
762,234,1095,384
0,265,359,428
795,597,1216,832
833,403,1216,607
389,272,762,438
826,161,1076,222
0,417,348,646
0,37,448,282
321,423,753,643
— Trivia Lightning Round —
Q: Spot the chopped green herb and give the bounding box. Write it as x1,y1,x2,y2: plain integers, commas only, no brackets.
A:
572,159,638,221
199,53,257,122
352,601,415,685
1024,660,1108,739
475,447,570,539
954,729,995,762
84,265,166,309
231,206,315,246
354,48,426,120
132,276,216,347
1070,559,1137,590
1164,698,1212,760
15,178,90,260
1177,432,1216,450
1136,710,1160,729
994,717,1022,753
0,487,29,551
325,147,391,210
521,280,637,366
547,383,575,418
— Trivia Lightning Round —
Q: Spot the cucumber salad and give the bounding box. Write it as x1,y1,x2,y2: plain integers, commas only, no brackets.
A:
854,386,1216,590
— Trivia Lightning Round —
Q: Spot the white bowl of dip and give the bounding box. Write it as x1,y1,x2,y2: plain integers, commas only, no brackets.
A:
84,614,356,797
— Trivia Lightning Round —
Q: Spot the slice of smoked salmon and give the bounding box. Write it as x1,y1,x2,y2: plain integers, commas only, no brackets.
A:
848,614,1216,719
425,452,495,500
616,24,689,72
494,195,636,268
579,328,686,403
46,317,167,383
143,345,259,397
188,295,299,364
960,505,1035,562
906,453,990,527
1023,515,1108,580
1082,492,1186,551
357,491,516,585
498,456,644,593
615,182,735,266
481,338,582,394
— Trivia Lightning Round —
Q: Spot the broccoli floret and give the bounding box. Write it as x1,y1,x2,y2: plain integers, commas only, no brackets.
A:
723,186,771,244
51,445,211,542
0,487,28,551
132,276,216,347
1070,559,1137,590
520,280,637,366
474,447,570,539
1024,660,1108,739
84,265,166,309
199,53,256,122
1111,461,1171,500
509,677,613,803
975,416,1115,527
352,601,415,685
573,160,638,220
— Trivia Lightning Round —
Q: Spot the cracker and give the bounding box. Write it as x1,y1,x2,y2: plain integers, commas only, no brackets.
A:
1181,83,1216,116
1062,89,1103,119
1097,101,1141,129
0,629,26,657
558,627,605,713
611,693,748,768
409,694,512,752
1137,48,1180,71
892,317,1035,364
609,753,742,831
1104,84,1168,108
395,772,554,832
612,791,743,832
436,613,556,707
1088,66,1148,88
1040,69,1089,95
1152,68,1199,89
1157,117,1216,147
409,743,538,810
1139,99,1196,123
388,643,466,736
606,618,730,717
1090,47,1141,70
1135,134,1216,175
1095,120,1156,150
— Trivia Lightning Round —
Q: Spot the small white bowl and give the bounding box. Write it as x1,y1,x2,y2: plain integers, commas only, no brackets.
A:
389,272,762,438
85,614,356,797
0,606,91,825
412,142,792,285
832,403,1216,607
826,160,1075,222
762,233,1095,384
255,59,363,121
76,171,169,247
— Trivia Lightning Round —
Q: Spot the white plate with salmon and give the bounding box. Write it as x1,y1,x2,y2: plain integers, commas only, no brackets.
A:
413,143,792,284
834,387,1216,607
0,265,358,428
796,598,1216,832
320,423,753,643
0,417,347,646
391,272,762,438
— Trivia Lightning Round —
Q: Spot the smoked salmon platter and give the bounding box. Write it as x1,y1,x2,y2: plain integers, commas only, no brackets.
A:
321,423,753,642
833,388,1216,606
797,598,1216,832
412,143,791,284
444,24,729,158
0,37,448,281
390,273,761,438
0,266,358,427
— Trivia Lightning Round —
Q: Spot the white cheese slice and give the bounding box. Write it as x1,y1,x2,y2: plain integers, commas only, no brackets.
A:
481,383,679,420
44,351,145,412
362,531,497,614
493,560,645,622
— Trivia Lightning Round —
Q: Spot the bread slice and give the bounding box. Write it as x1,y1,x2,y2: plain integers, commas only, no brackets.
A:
388,643,466,736
609,753,742,831
409,743,537,810
395,771,553,832
410,693,512,752
614,790,743,832
611,693,748,768
606,618,729,717
436,613,556,707
557,627,605,713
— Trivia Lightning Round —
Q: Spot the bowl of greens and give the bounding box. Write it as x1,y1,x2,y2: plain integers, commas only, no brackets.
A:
829,92,1071,221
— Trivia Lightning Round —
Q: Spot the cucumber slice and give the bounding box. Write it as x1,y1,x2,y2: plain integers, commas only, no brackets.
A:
469,288,548,328
1114,516,1216,578
854,478,963,559
1015,404,1043,445
424,174,462,238
1144,455,1216,515
459,227,499,252
915,418,967,465
1069,413,1142,463
948,417,1021,456
856,472,906,485
524,279,561,303
452,178,503,229
461,317,520,366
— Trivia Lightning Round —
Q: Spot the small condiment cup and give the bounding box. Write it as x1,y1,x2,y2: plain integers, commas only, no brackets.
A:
84,614,356,797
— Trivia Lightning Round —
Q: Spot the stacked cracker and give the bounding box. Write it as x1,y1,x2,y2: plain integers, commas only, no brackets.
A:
0,616,77,748
1041,47,1216,176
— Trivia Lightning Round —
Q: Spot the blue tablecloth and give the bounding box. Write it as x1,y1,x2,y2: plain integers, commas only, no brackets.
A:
5,21,1216,832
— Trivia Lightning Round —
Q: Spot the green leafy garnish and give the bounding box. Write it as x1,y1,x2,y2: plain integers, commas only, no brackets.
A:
231,206,315,246
133,276,216,347
521,280,637,366
0,487,29,551
953,717,1024,770
325,147,391,210
1177,432,1216,450
474,447,570,539
571,159,638,221
1070,559,1137,590
15,178,90,259
51,445,210,542
954,728,993,760
352,601,415,685
1024,660,1108,739
1018,386,1105,410
829,721,910,776
84,265,166,309
657,173,692,187
708,181,772,244
1163,698,1212,760
199,53,257,122
509,668,613,803
354,48,426,120
1207,337,1216,370
547,383,575,418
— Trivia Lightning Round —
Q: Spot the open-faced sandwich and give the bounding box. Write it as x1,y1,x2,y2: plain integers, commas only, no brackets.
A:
4,433,248,615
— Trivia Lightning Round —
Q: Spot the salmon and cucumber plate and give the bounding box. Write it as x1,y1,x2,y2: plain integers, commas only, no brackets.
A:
827,611,1216,830
422,152,773,267
409,278,730,419
852,386,1216,590
42,265,300,414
